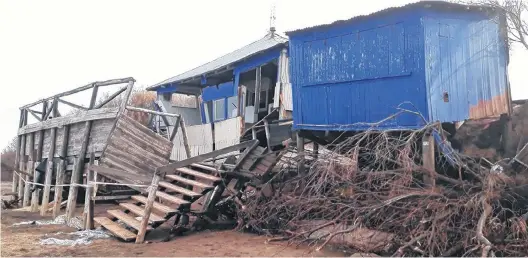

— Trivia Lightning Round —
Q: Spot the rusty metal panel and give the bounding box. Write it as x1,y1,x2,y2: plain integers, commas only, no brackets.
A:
214,116,242,151
171,123,213,161
424,14,509,122
99,114,173,184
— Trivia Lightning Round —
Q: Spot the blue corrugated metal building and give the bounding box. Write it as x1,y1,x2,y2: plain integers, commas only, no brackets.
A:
286,1,512,131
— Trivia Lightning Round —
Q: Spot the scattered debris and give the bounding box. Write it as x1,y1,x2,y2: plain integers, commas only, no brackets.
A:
236,123,528,257
12,215,84,230
40,229,111,246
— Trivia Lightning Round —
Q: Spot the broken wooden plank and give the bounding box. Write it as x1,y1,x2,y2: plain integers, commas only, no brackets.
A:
135,174,160,244
119,203,165,223
158,140,257,175
18,107,119,135
20,77,134,109
94,217,136,241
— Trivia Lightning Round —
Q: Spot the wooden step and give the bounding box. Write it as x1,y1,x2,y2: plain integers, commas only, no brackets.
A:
94,217,136,241
176,167,221,182
165,174,214,189
158,181,202,198
191,163,218,172
108,209,153,231
155,191,191,206
131,195,178,215
119,202,166,223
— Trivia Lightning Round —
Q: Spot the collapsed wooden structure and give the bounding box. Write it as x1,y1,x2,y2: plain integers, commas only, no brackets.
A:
11,76,287,244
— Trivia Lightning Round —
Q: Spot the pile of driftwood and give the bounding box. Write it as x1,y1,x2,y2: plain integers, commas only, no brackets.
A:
236,124,528,257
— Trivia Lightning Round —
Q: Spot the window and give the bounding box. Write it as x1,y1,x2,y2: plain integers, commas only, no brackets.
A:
203,101,211,123
213,99,225,121
171,93,197,108
227,96,238,118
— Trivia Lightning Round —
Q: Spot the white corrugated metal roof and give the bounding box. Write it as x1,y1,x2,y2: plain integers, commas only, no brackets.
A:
148,32,288,90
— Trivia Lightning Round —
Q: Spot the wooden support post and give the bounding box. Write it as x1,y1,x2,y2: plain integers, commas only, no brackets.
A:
264,119,272,152
23,133,35,206
66,86,99,220
83,152,95,230
17,134,27,205
422,133,436,188
53,125,69,218
169,115,181,142
30,161,40,212
296,131,305,175
12,137,20,193
135,173,160,244
40,100,58,215
179,118,191,158
254,66,262,115
313,142,319,158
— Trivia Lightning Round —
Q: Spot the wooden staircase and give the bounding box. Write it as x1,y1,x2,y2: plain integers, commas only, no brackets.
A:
94,162,222,241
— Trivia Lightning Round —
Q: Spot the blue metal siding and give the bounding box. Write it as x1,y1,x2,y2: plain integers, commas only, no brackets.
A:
201,81,236,102
290,11,428,131
424,12,509,122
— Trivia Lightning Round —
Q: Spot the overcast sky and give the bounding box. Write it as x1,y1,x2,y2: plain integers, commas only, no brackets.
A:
1,0,527,149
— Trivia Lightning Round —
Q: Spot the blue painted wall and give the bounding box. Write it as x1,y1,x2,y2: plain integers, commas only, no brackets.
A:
288,6,509,131
289,9,427,131
424,11,509,122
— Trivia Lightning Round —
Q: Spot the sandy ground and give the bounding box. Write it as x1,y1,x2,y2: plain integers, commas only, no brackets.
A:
1,182,345,257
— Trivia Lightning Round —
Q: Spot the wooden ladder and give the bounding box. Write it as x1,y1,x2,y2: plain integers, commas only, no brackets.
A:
94,163,222,242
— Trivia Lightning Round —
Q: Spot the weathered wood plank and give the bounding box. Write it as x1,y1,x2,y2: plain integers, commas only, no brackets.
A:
94,217,136,241
126,106,180,118
17,134,27,204
18,107,119,135
179,118,191,158
87,164,151,185
23,133,35,207
94,86,127,109
40,119,57,215
135,174,160,244
57,98,88,110
52,125,69,218
20,77,134,109
158,140,257,175
83,152,95,230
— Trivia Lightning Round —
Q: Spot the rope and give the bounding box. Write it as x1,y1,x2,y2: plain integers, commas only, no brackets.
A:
13,170,157,191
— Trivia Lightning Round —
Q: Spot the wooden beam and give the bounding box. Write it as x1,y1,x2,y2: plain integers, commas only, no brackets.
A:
57,98,88,110
169,115,181,142
23,133,34,207
17,134,27,205
93,86,127,109
83,152,95,230
27,109,42,121
264,119,272,152
179,118,191,158
91,195,131,201
20,77,135,109
43,98,57,120
40,123,57,215
232,140,259,171
86,164,151,183
66,85,100,220
135,174,160,244
52,124,69,218
422,133,436,187
158,140,257,175
126,106,180,118
18,107,119,135
296,131,305,175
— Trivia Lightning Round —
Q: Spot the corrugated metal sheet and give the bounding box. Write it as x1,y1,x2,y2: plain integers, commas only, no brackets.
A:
171,123,213,161
424,13,509,121
289,3,509,131
290,10,428,131
286,1,495,35
214,116,242,151
149,32,288,90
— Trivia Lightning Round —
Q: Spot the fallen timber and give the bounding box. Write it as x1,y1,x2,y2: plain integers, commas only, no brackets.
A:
92,138,287,243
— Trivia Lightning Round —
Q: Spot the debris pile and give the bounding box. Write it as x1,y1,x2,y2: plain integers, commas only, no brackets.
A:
236,124,528,257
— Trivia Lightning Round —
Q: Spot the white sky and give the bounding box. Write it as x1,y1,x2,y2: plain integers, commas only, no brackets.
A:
1,0,527,149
